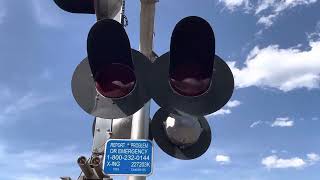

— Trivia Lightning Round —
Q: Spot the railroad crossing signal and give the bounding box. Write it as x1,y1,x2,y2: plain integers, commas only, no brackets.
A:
72,19,151,119
70,15,234,159
149,16,234,160
151,108,212,160
55,0,234,177
149,16,234,116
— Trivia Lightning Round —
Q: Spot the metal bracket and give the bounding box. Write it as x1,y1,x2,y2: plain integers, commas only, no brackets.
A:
94,0,122,20
92,117,113,154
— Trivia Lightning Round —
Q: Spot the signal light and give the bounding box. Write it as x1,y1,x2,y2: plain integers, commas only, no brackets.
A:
164,113,202,147
71,19,151,119
87,19,136,98
151,108,211,160
94,63,136,98
169,63,211,97
169,16,215,97
149,16,234,116
149,16,234,160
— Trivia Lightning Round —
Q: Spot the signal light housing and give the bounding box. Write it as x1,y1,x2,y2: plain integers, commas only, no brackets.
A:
87,19,136,99
149,16,234,160
149,17,234,116
54,0,122,20
94,63,136,98
53,0,95,14
151,108,211,160
169,16,215,97
71,19,151,119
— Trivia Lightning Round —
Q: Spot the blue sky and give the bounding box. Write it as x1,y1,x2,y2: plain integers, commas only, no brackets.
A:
0,0,320,179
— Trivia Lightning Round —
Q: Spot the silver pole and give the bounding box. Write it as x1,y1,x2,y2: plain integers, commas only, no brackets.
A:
139,0,158,60
94,0,123,21
128,1,157,180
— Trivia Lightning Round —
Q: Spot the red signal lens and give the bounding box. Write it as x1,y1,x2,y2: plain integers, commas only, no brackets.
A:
95,63,136,98
169,63,211,97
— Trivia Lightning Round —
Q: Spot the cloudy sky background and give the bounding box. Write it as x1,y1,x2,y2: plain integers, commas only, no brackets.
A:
0,0,320,179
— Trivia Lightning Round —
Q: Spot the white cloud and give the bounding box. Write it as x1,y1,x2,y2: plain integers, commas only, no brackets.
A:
228,39,320,92
211,109,232,116
271,150,278,154
307,153,320,163
0,141,83,180
271,117,294,127
262,153,320,169
14,174,58,180
317,20,320,30
219,0,250,11
31,0,63,27
255,0,276,14
0,1,6,24
261,155,306,169
273,0,317,13
220,0,318,27
250,117,295,128
0,85,11,99
270,149,289,154
226,100,242,108
206,100,241,117
257,0,317,27
0,9,6,24
257,14,278,27
0,91,55,124
4,93,54,114
1,145,77,170
250,120,264,128
308,21,320,41
216,155,231,164
18,148,77,170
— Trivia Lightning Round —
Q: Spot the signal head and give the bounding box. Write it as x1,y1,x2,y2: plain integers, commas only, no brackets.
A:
151,108,212,160
87,19,135,98
71,19,151,119
149,16,234,116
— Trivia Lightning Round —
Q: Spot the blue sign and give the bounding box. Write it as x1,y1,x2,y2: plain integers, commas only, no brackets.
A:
103,139,153,176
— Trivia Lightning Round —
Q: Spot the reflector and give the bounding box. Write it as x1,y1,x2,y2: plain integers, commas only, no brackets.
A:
164,113,202,147
95,63,136,98
169,63,211,96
